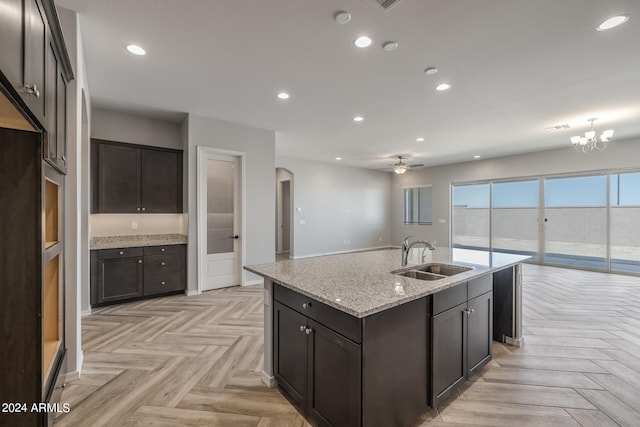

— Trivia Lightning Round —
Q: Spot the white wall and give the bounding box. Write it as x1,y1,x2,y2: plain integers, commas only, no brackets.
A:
391,137,640,247
276,156,392,258
58,6,91,381
187,115,276,290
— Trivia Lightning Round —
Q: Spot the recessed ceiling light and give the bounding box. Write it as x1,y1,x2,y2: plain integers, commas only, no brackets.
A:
334,11,351,24
335,157,342,160
436,83,451,91
354,36,373,48
126,44,146,56
276,92,290,100
383,41,399,51
424,67,438,75
353,116,364,122
473,155,481,159
597,15,629,31
416,137,425,142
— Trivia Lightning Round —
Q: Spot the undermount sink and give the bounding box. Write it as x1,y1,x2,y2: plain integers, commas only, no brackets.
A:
413,263,472,276
392,263,472,281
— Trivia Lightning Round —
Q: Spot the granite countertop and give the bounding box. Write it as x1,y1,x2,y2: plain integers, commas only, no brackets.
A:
245,247,529,318
91,234,188,250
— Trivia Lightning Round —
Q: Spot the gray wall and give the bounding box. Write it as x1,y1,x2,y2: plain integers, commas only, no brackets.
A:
391,137,640,246
276,156,392,258
186,115,276,289
91,108,183,149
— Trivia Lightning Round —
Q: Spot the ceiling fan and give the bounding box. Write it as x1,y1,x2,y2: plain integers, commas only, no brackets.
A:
380,156,424,174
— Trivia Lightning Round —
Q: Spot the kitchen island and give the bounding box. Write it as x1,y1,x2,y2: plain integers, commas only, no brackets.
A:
245,247,529,427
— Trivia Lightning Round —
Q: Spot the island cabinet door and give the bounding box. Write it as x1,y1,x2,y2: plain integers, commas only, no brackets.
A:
467,291,493,376
273,302,309,407
307,319,361,427
431,302,467,407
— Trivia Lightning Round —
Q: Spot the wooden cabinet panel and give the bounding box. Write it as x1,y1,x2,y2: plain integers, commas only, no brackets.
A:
143,254,181,274
23,0,47,124
468,291,493,376
93,141,140,213
96,256,143,304
309,320,361,427
141,148,182,213
55,66,66,172
92,139,183,213
432,302,467,406
274,301,308,406
0,0,24,88
143,272,183,295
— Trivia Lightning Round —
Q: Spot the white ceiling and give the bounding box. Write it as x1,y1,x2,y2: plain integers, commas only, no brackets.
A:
55,0,640,169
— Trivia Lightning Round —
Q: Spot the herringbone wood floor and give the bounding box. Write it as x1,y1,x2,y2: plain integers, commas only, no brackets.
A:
56,264,640,426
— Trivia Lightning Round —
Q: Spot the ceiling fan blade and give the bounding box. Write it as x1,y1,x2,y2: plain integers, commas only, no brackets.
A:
408,163,424,168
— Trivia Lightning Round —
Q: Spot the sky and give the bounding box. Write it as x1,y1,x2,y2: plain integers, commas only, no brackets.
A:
453,172,640,208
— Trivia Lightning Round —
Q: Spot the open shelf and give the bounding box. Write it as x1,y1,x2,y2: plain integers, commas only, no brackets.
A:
43,255,62,381
45,178,59,249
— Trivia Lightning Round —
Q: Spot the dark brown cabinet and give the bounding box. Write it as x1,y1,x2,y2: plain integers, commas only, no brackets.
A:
92,139,183,213
273,300,361,427
91,244,186,307
43,37,67,173
92,248,144,305
0,0,24,88
431,276,493,407
23,0,47,124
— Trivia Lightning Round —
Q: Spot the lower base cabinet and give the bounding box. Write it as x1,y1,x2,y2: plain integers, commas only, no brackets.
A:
274,301,361,427
431,275,493,407
91,244,186,307
273,283,428,427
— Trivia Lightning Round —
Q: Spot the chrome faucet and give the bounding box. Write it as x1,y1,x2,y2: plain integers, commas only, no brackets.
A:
401,236,436,266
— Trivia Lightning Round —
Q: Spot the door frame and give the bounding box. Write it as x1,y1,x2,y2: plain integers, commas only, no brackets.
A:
196,146,247,293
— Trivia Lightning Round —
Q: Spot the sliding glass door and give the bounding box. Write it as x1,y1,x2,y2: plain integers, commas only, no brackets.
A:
492,180,539,261
610,172,640,274
452,183,490,250
542,175,607,269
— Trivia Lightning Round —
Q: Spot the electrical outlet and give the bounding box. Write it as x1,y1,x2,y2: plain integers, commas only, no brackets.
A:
299,219,306,225
131,221,138,230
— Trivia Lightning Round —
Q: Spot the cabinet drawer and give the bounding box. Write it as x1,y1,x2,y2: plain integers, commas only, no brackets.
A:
144,272,184,295
96,247,144,260
143,245,183,256
274,284,361,343
432,282,468,315
468,274,493,300
144,254,182,274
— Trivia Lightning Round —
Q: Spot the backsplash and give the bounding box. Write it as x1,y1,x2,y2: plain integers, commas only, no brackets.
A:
90,213,188,237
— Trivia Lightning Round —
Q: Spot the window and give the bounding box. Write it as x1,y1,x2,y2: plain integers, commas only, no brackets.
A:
404,186,432,224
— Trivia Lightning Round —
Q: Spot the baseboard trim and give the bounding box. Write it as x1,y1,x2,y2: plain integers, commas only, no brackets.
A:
262,371,277,388
81,309,92,316
244,279,263,287
185,289,201,296
291,245,394,259
504,336,525,348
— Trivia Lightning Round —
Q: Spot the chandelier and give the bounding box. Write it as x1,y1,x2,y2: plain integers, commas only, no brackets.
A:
570,118,613,152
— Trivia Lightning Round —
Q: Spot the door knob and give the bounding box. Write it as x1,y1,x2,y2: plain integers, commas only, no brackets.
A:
229,235,239,239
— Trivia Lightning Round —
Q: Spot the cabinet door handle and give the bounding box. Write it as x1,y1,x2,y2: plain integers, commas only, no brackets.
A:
161,281,166,285
302,303,312,309
142,207,146,211
161,262,166,266
305,328,312,335
137,207,141,211
138,259,143,264
299,325,305,332
25,84,40,98
161,248,165,252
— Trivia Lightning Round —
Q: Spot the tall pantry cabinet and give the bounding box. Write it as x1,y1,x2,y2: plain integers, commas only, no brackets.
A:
0,0,74,425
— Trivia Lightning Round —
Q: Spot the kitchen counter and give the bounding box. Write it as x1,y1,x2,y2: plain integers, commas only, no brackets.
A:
90,233,187,250
245,247,529,318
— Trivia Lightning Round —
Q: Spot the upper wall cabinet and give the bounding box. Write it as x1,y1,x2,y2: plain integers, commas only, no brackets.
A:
0,0,73,174
91,139,184,214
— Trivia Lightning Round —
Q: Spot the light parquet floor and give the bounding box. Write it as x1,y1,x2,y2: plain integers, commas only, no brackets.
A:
56,264,640,426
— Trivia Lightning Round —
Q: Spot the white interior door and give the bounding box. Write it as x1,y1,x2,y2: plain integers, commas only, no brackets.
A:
201,154,241,290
